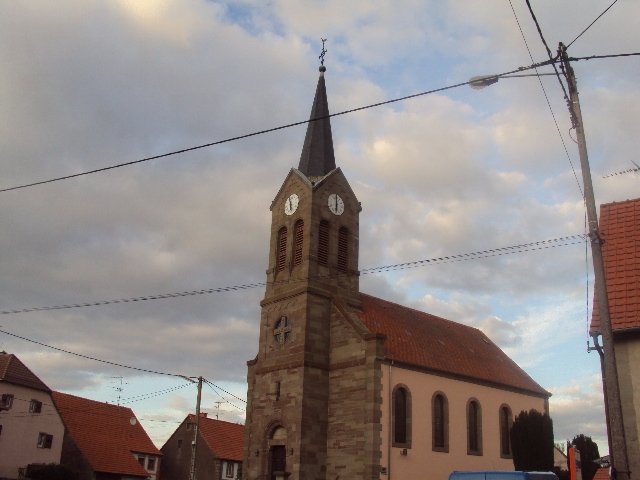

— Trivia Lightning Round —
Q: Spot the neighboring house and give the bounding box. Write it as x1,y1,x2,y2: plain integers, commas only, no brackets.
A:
242,66,551,480
590,197,640,477
553,445,567,471
161,413,244,480
0,352,66,479
52,391,162,480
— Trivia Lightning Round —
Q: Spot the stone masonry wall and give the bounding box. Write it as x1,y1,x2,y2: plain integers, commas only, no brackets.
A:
326,304,383,480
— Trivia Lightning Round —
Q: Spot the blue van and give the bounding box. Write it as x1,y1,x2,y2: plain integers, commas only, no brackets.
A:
448,472,559,480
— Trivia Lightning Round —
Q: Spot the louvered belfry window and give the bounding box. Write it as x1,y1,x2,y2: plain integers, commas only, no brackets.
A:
277,227,287,272
337,227,349,273
318,220,329,267
293,220,304,267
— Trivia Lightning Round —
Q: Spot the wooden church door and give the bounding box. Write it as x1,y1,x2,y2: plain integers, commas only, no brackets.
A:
270,445,286,480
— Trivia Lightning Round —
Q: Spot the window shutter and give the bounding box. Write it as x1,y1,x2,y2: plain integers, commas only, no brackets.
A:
318,220,329,266
293,220,304,266
44,434,53,449
277,227,287,272
337,227,348,272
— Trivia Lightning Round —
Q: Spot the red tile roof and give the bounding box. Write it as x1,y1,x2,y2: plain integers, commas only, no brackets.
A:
52,391,161,478
354,294,549,397
0,352,50,392
593,468,610,480
591,198,640,332
188,414,244,461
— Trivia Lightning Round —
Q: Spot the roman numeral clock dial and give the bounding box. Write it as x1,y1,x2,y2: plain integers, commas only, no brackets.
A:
328,194,344,215
284,194,299,215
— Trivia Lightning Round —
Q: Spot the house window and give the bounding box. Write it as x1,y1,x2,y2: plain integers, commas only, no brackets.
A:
30,400,43,413
226,462,234,478
277,227,288,272
178,439,183,449
337,227,348,273
147,457,156,471
293,220,304,267
1,394,14,410
186,423,192,430
392,384,411,448
37,433,53,449
499,404,513,458
467,399,483,455
138,456,145,466
318,220,329,267
237,463,242,479
432,392,449,452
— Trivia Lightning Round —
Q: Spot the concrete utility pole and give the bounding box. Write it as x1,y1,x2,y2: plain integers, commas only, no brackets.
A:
559,43,630,480
190,376,203,480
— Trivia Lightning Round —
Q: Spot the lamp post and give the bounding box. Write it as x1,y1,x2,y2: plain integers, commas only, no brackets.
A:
469,57,631,480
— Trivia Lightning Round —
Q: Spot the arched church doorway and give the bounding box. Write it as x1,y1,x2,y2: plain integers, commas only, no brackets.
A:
269,445,286,480
268,426,287,480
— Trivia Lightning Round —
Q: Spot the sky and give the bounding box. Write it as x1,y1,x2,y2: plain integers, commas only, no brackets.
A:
1,0,638,452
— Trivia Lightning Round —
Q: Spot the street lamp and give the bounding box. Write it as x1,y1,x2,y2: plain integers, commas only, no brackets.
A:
469,73,555,89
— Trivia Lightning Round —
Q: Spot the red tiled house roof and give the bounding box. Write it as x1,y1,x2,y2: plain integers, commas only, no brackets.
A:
591,198,640,332
52,391,162,478
188,414,244,461
593,468,611,480
354,294,549,397
0,352,51,392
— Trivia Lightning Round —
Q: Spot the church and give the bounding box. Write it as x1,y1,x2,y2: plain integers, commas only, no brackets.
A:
242,65,550,480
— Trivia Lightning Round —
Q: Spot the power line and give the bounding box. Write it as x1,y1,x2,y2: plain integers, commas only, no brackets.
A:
518,0,584,198
603,165,640,178
0,61,555,194
203,378,246,404
1,234,585,315
203,379,245,412
567,0,619,49
0,328,187,378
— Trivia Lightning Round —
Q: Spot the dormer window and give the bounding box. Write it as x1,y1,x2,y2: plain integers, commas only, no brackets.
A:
277,227,287,272
293,220,304,267
338,227,349,273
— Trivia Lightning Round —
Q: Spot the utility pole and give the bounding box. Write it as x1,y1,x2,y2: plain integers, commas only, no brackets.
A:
559,43,630,480
189,376,203,480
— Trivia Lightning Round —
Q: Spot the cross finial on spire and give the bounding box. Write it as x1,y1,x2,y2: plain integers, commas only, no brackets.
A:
319,38,327,67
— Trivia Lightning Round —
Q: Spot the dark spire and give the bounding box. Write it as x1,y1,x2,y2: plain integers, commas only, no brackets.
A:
298,66,336,177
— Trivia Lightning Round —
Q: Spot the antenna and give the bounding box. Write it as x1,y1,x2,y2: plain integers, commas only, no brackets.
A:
110,376,128,406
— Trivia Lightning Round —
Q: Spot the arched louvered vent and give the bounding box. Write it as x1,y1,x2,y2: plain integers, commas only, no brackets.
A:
293,220,304,267
277,227,287,272
318,220,329,267
338,227,348,273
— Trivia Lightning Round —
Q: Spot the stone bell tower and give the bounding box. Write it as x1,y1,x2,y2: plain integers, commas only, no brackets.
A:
243,65,363,480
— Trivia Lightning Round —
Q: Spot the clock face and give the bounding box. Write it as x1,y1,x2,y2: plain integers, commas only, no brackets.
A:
284,194,299,215
328,194,344,215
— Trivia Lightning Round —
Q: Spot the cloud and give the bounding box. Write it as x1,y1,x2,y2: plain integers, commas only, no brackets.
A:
549,375,608,454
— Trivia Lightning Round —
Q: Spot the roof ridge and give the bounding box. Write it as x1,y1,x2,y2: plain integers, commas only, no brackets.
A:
359,292,483,334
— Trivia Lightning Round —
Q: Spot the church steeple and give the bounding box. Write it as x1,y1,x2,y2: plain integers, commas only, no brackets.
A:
297,66,336,178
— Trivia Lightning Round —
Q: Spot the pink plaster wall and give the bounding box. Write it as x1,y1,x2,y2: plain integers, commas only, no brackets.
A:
379,364,547,480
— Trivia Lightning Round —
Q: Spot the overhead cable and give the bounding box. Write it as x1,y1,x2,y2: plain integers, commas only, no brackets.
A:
509,0,583,198
1,234,585,315
567,0,619,48
0,328,187,378
0,61,555,194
